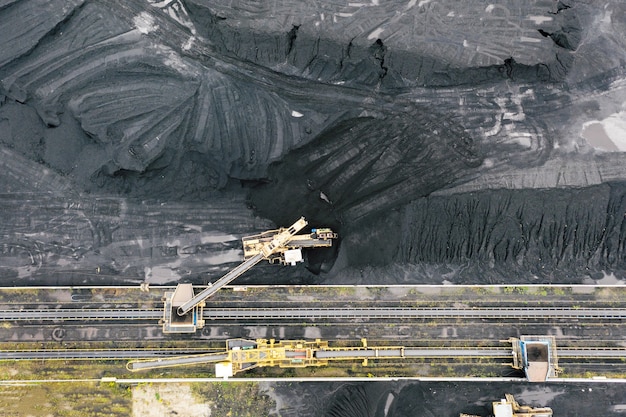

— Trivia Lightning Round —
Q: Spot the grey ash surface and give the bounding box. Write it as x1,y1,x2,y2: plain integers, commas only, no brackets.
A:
270,380,626,417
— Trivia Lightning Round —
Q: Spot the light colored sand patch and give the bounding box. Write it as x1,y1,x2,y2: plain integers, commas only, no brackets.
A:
582,271,625,285
582,122,619,151
600,110,626,150
133,383,211,417
133,11,156,34
582,109,626,151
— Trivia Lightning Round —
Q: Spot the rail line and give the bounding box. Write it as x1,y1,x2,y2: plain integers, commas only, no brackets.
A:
1,307,624,321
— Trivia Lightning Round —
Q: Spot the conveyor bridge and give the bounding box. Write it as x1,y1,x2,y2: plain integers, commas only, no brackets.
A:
2,306,624,322
124,336,593,381
124,337,624,379
126,337,514,375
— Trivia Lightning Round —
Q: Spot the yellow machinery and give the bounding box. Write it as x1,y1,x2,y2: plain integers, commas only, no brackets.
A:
127,338,332,375
127,337,516,376
127,338,411,375
161,217,338,333
460,393,553,417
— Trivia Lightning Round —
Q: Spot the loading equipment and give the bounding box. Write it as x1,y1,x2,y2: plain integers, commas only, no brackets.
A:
510,336,560,382
461,393,553,417
161,217,338,333
127,336,546,379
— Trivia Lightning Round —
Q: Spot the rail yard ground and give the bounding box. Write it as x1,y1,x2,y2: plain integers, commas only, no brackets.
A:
0,285,624,381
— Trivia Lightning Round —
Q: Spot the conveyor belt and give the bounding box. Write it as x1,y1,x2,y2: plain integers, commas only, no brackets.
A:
176,252,264,316
314,348,510,359
0,348,214,360
201,307,626,320
127,353,230,370
1,307,624,321
0,309,162,320
2,346,621,363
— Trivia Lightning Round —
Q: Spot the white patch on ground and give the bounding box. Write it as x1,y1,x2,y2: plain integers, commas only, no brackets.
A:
482,114,502,137
133,12,156,34
200,233,238,244
600,109,626,150
509,133,532,148
291,110,304,117
198,249,243,265
144,266,181,284
515,388,565,405
147,0,197,34
582,108,626,151
609,77,626,91
384,393,395,416
304,327,322,338
520,36,541,43
367,27,385,40
182,36,195,51
16,266,34,278
527,15,553,24
160,46,197,75
133,383,211,417
582,271,626,285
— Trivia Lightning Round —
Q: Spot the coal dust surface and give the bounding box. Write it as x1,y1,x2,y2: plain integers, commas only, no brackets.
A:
268,380,626,417
1,0,626,285
1,1,626,415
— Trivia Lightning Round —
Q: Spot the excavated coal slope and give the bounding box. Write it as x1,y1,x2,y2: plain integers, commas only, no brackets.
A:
1,0,626,286
269,380,626,417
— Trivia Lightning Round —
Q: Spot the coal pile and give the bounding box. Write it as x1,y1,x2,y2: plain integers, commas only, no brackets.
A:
1,0,626,285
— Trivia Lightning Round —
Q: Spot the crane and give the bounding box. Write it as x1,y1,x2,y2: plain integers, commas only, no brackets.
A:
161,217,338,333
461,394,553,417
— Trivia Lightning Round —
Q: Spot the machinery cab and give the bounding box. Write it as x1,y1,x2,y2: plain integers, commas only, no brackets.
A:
460,394,553,417
242,227,338,265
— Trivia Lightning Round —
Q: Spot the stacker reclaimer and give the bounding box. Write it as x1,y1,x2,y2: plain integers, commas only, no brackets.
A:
161,217,338,333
